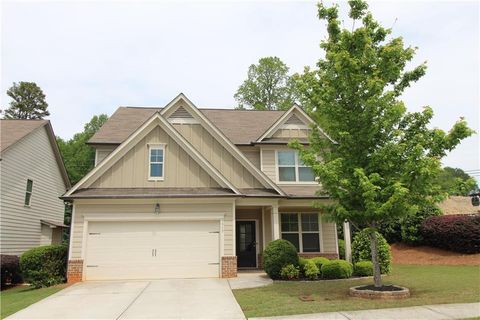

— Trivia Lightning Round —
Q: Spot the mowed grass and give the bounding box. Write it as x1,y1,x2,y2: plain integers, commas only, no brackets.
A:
0,284,68,319
233,265,480,318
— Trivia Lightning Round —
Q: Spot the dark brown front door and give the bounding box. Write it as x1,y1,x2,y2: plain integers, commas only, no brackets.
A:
236,221,257,268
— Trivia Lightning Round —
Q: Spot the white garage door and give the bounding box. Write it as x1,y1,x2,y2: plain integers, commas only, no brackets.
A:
85,221,220,280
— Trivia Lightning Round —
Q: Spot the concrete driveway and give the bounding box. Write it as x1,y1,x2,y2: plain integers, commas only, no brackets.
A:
7,279,245,320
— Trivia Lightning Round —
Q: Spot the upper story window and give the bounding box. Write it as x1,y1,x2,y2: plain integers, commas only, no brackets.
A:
277,150,315,183
281,213,321,252
24,179,33,206
148,144,164,180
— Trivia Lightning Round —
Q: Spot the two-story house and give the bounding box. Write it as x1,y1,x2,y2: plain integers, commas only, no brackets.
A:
1,120,70,255
63,93,338,283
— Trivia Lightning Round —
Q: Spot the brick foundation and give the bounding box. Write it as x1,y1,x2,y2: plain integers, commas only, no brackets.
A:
67,259,83,283
299,253,339,259
221,256,237,278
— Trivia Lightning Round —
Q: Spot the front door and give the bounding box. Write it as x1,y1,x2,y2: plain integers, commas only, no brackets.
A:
236,221,257,268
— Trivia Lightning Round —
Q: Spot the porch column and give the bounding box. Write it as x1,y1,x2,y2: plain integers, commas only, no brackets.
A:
272,204,280,240
343,220,352,263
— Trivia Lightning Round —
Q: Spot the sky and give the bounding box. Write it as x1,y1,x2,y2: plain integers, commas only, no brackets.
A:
1,0,479,177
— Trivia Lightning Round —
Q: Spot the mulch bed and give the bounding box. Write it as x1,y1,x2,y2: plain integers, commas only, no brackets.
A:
391,243,480,265
355,284,403,292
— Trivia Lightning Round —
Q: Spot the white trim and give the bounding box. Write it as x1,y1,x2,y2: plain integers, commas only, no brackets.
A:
148,143,165,181
280,124,309,130
232,201,236,256
67,203,76,260
275,150,316,184
168,118,200,124
160,93,286,196
236,219,260,268
261,207,266,251
280,212,322,253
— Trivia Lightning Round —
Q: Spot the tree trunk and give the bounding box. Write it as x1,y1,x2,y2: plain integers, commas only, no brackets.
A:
368,230,382,288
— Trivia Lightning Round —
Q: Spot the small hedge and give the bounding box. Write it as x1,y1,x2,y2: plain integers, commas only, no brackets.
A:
263,239,298,279
338,239,345,259
352,229,392,274
421,214,480,253
353,260,373,276
304,260,320,280
311,257,329,271
20,244,68,288
321,259,353,279
280,264,300,280
1,255,22,288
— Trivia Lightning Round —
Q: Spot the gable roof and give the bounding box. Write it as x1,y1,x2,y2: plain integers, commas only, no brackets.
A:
88,107,286,146
1,119,71,188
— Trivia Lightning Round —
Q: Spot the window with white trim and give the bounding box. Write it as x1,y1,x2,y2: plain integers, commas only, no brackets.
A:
277,150,315,182
148,145,164,180
281,213,321,252
24,179,33,206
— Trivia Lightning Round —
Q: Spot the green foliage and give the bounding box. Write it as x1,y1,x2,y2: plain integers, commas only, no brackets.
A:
290,0,473,286
4,82,49,119
436,167,478,196
338,239,345,259
234,57,296,110
57,114,108,184
304,260,320,280
263,239,299,279
352,229,391,274
298,257,308,276
400,205,441,244
353,260,373,276
280,264,300,280
311,257,330,270
19,245,68,288
321,259,353,279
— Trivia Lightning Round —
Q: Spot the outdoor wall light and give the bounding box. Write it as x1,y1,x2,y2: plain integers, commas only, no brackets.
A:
154,203,161,215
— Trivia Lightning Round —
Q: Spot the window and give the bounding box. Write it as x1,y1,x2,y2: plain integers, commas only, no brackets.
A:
24,179,33,206
281,213,320,252
277,150,315,183
149,145,164,180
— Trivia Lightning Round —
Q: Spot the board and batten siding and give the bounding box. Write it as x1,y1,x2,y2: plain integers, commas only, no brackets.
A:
95,146,116,166
0,126,67,255
260,148,276,182
70,200,235,259
237,146,261,169
173,124,263,188
272,128,310,139
90,126,219,188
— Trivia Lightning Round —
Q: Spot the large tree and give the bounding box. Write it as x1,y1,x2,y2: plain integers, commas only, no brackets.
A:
291,0,474,288
234,56,296,110
4,82,50,119
436,167,478,196
57,114,108,185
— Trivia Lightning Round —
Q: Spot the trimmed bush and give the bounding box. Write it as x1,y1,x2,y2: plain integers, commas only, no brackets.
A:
298,257,308,276
280,264,300,280
321,259,353,279
20,244,68,288
353,260,373,277
421,214,480,253
311,257,329,271
338,239,345,259
263,239,299,279
352,229,392,274
1,255,22,288
304,260,320,280
401,206,441,245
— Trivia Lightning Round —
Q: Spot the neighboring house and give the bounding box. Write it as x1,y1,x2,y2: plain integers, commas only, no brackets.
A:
63,93,339,283
0,120,71,256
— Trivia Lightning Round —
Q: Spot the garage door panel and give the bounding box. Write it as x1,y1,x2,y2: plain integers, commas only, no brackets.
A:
85,221,220,280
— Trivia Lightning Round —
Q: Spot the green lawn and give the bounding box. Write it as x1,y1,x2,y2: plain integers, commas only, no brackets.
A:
233,265,480,318
1,284,68,319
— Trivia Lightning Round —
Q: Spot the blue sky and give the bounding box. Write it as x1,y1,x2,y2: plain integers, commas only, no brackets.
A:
1,0,479,176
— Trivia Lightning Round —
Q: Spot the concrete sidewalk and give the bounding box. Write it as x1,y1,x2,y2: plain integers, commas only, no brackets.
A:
250,302,480,320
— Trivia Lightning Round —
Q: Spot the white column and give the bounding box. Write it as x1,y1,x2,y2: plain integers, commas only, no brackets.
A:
343,220,352,263
272,204,280,240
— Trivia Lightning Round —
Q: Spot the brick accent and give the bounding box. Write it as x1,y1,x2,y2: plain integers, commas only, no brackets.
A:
299,253,339,259
221,256,237,278
349,285,410,299
67,260,83,283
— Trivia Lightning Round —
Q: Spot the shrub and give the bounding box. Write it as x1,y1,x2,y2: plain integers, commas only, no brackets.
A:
401,206,441,245
20,244,68,288
263,239,299,279
338,239,345,259
421,214,480,253
298,257,308,276
311,257,329,271
280,264,300,280
353,260,373,277
352,229,392,274
321,259,353,279
1,255,22,288
304,260,320,280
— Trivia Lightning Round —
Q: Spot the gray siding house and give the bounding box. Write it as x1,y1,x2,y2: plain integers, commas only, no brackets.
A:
1,120,70,255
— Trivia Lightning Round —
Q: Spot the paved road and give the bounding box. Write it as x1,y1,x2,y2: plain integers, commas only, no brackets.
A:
7,279,245,319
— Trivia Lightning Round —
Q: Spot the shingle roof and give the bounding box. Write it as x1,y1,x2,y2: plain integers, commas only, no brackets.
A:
63,187,238,199
88,107,286,145
1,119,48,152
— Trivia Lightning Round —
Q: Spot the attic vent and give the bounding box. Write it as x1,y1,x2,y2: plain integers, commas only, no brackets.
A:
284,114,304,125
169,106,193,119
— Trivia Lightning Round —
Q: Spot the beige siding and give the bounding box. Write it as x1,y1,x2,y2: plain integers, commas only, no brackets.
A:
237,146,260,169
260,148,276,182
321,219,337,253
70,199,235,259
272,128,310,139
0,127,67,255
91,126,219,188
95,146,116,166
173,124,263,188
